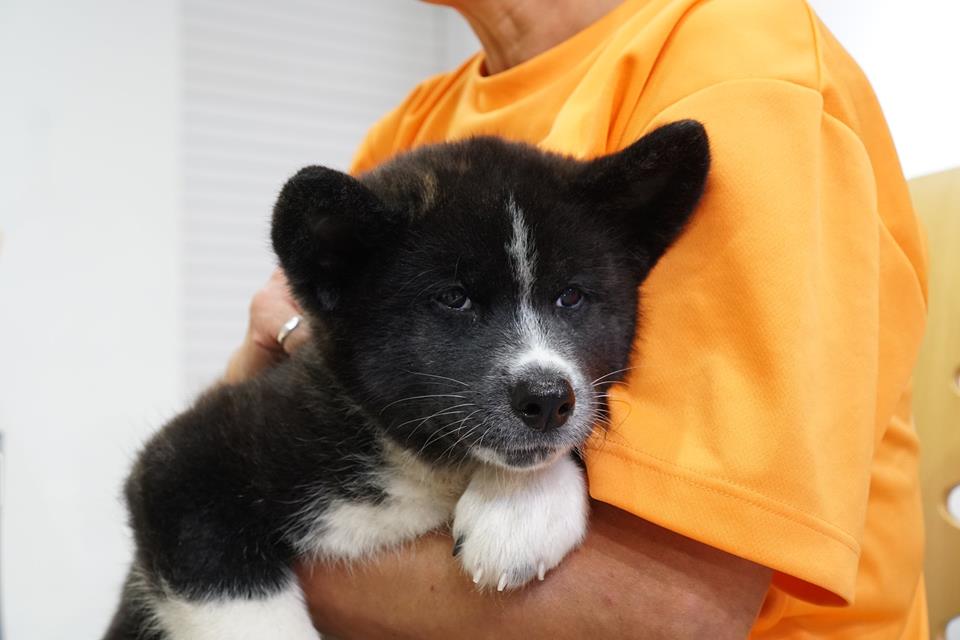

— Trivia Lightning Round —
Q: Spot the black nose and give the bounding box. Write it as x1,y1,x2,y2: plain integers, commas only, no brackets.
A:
510,378,575,431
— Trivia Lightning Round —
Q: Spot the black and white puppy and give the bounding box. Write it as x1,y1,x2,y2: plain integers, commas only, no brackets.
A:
103,121,709,640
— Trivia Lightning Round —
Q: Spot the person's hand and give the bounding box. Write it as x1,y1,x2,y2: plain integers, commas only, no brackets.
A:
224,267,312,383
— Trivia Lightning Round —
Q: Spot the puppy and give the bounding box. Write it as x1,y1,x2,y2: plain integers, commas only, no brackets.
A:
103,121,709,640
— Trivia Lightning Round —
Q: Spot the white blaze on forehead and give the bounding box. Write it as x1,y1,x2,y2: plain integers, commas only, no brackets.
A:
507,195,536,300
505,196,577,381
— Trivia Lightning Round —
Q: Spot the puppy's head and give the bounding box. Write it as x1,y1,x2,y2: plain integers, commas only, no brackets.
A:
272,121,709,470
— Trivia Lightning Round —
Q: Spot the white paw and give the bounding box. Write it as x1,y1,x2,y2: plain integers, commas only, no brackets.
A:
451,455,588,591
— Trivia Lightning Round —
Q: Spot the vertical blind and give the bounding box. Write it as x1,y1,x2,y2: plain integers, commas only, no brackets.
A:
181,0,450,392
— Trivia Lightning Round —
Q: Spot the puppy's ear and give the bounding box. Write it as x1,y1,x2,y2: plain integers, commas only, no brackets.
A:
574,120,710,270
272,166,394,314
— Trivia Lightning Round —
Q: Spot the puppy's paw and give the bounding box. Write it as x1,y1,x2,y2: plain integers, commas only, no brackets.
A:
451,455,588,591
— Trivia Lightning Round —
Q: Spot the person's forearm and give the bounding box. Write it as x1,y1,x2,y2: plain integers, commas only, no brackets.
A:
297,501,771,639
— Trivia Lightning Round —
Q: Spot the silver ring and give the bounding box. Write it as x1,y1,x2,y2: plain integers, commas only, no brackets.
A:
276,315,302,347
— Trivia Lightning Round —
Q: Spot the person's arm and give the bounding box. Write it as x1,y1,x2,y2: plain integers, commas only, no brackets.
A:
226,270,771,638
296,501,772,640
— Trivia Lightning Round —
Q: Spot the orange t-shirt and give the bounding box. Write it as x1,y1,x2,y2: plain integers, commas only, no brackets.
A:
350,0,929,637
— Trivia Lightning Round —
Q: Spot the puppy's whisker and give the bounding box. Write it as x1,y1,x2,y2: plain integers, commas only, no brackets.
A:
410,380,472,389
394,403,475,433
402,414,469,443
380,394,468,414
403,370,472,389
591,381,629,390
454,417,491,470
591,367,636,385
473,425,490,454
407,404,479,441
443,416,487,455
397,266,445,293
417,410,481,457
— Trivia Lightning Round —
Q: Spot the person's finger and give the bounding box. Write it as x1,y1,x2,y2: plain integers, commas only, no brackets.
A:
249,279,295,346
226,268,316,383
223,334,282,384
276,314,312,356
248,269,312,356
270,268,304,313
269,268,310,354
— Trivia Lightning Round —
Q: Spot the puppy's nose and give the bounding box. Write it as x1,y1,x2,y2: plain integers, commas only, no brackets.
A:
510,377,575,431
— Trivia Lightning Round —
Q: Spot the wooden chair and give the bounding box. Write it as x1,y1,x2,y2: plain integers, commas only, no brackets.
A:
909,167,960,639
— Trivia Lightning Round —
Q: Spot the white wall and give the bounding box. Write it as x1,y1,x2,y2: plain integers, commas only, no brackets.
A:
0,1,181,638
809,0,960,178
440,9,482,66
0,1,449,637
180,0,448,393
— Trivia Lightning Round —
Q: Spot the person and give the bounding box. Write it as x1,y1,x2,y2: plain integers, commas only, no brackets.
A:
225,0,929,637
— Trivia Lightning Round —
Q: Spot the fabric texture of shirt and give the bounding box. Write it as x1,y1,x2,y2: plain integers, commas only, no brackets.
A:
349,0,929,636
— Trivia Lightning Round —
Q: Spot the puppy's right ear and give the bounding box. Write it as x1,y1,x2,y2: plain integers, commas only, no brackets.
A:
573,120,709,273
272,166,391,314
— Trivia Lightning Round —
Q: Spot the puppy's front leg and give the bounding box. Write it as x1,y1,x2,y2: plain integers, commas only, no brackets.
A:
149,578,318,640
452,455,589,591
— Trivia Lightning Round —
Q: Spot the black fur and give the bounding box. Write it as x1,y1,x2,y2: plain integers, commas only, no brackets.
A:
103,121,709,639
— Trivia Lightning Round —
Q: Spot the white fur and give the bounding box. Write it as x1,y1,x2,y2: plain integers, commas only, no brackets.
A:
504,197,583,387
470,445,564,472
295,439,469,560
151,580,319,640
505,196,548,356
452,455,589,590
506,195,537,300
511,344,577,381
470,446,512,468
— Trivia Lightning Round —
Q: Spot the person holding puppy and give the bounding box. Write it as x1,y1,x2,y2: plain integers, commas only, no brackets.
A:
227,0,928,637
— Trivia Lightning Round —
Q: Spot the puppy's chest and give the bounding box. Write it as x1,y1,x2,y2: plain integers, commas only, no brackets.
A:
295,443,472,560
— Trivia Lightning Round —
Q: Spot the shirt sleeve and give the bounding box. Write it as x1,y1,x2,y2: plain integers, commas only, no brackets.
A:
584,77,926,605
349,101,409,176
349,72,456,176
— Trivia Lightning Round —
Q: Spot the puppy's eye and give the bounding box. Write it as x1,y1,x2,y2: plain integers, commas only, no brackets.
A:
435,286,472,311
556,286,584,309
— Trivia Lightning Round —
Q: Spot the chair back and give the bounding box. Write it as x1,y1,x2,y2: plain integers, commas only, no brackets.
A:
909,167,960,639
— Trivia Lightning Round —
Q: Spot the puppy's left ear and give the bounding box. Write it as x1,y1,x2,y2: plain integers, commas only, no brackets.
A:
574,120,710,270
272,166,398,316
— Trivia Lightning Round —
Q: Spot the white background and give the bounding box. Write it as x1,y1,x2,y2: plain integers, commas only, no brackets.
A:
0,1,957,638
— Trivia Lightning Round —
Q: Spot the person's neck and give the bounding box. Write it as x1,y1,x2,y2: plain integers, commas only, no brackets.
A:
450,0,625,75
